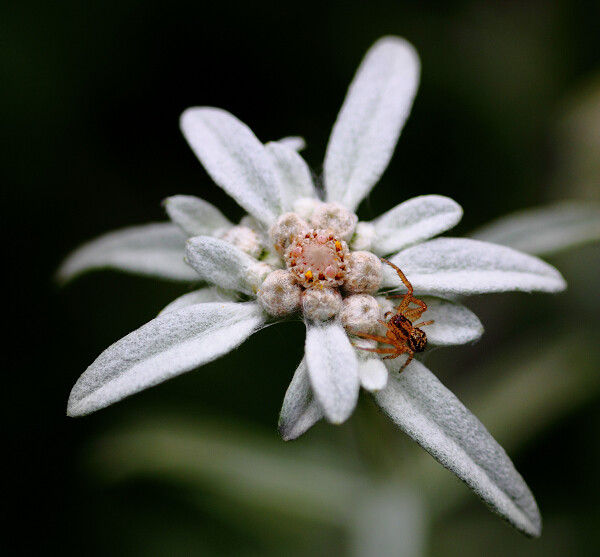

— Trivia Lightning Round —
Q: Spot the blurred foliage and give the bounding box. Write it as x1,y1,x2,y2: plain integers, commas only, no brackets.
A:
3,0,599,555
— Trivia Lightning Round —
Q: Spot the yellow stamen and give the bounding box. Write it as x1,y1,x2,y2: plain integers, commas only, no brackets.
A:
305,269,313,281
335,240,342,252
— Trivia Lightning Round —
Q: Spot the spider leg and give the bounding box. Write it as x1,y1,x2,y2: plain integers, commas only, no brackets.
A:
381,258,415,313
356,346,402,355
403,307,425,321
382,345,410,360
385,292,414,316
349,331,392,344
381,258,414,294
414,297,428,314
414,319,434,328
398,352,414,370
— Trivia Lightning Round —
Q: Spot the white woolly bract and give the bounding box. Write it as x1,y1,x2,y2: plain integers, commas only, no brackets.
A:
266,141,317,212
324,37,420,211
305,321,359,424
163,195,232,238
159,287,239,315
371,195,463,255
374,360,542,537
56,223,197,283
357,357,388,392
185,236,269,295
350,221,377,252
180,107,283,226
418,296,484,345
68,302,265,417
385,238,567,294
278,358,324,441
274,135,306,152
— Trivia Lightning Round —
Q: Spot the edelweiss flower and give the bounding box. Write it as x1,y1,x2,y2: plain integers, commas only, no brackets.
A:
61,37,566,537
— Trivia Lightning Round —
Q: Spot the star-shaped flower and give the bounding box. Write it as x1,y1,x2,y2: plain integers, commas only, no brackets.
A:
61,37,567,537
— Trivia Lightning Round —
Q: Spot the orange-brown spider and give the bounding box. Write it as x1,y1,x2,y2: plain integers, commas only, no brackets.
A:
351,258,434,371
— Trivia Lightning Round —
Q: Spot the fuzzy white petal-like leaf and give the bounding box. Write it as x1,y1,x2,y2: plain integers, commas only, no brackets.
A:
266,141,316,211
159,287,239,315
324,36,420,211
185,236,264,296
278,358,324,441
180,107,282,226
57,223,197,283
275,135,306,152
371,195,463,255
469,202,600,256
68,302,265,417
164,195,231,238
357,357,388,392
417,297,483,346
374,360,541,537
384,238,566,294
305,321,359,424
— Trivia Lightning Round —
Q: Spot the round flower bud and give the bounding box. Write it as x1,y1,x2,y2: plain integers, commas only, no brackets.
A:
269,213,310,254
375,295,395,317
350,221,376,251
238,214,262,232
220,225,263,259
340,294,383,334
343,251,382,294
310,202,358,241
257,270,301,317
293,197,321,221
301,288,342,322
247,262,274,294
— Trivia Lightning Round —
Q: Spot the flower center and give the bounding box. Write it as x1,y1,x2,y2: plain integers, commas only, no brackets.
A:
284,229,348,288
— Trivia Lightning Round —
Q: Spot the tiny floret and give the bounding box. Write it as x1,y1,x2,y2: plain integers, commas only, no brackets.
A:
301,288,343,322
293,197,320,221
257,270,302,317
340,294,383,334
343,251,382,294
220,225,263,259
310,202,359,241
239,214,261,231
269,213,310,255
285,229,349,288
247,262,273,293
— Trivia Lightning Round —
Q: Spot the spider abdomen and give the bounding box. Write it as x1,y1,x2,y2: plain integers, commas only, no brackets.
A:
408,328,427,353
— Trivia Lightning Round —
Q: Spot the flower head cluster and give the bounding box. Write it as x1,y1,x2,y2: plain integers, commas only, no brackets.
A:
60,37,568,537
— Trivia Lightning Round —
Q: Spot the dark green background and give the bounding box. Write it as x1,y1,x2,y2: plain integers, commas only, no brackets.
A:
4,0,599,555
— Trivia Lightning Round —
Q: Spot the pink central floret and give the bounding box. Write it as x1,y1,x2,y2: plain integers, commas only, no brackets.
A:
284,229,349,288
